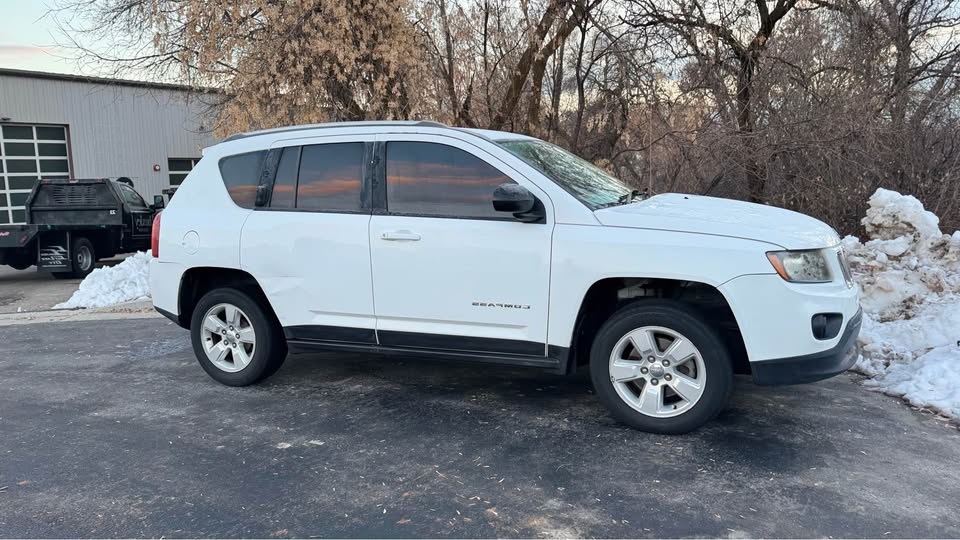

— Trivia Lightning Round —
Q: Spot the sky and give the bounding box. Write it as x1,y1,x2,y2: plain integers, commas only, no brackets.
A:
0,0,84,75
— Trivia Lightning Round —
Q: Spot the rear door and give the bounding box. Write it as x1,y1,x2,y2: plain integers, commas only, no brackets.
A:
368,134,553,356
240,135,377,342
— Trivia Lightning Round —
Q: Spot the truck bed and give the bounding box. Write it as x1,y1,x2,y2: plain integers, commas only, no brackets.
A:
28,179,125,228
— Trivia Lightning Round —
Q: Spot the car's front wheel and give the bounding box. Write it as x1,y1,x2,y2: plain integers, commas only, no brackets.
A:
190,287,287,386
590,300,733,434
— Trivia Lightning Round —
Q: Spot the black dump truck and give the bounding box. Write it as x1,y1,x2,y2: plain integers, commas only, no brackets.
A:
0,178,165,279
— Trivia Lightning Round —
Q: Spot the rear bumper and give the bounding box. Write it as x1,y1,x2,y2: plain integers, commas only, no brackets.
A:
751,308,862,385
150,259,187,327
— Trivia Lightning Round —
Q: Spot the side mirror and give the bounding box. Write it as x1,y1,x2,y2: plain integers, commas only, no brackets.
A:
492,183,544,222
151,195,165,210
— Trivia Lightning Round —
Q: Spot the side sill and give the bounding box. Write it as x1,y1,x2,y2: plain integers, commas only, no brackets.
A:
287,339,567,372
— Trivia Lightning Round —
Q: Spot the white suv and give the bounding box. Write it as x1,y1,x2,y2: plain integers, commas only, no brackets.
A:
150,121,860,434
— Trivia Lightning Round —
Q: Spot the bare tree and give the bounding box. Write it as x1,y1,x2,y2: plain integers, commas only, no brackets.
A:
53,0,429,134
624,0,802,201
52,0,960,231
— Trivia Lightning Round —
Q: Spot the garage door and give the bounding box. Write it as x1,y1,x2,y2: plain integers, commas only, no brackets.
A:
0,124,72,225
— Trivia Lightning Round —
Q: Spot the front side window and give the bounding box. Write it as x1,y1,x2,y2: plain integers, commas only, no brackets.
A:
219,151,265,208
497,139,631,209
296,143,365,211
118,183,147,208
385,141,514,219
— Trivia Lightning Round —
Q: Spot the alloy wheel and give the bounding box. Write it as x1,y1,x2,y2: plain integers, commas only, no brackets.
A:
608,325,707,418
201,303,257,373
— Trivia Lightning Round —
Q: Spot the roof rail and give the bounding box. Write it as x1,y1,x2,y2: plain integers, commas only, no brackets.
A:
222,120,451,143
414,120,448,128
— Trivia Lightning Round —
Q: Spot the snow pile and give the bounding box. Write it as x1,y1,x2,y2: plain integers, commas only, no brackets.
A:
845,188,960,420
54,252,152,310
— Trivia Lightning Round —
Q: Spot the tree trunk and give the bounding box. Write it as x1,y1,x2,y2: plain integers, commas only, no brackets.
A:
736,50,765,203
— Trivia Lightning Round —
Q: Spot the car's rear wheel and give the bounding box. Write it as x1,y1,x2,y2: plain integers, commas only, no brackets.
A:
590,300,733,434
190,287,287,386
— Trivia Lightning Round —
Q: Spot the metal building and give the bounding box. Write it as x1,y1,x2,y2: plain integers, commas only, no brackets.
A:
0,68,219,225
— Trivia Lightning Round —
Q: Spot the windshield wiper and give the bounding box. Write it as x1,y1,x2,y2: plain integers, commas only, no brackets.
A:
598,189,647,208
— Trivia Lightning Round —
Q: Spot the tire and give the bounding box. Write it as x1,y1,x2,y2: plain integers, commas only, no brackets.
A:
7,256,33,271
190,287,287,386
589,300,733,434
53,237,96,279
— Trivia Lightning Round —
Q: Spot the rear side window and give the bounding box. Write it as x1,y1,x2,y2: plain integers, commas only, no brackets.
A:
385,142,514,219
219,151,265,208
270,147,300,209
296,143,364,211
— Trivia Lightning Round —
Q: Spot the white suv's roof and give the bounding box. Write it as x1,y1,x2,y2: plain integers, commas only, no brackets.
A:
222,121,534,144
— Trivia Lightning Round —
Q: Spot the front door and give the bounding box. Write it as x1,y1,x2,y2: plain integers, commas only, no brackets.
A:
368,135,552,356
116,182,154,248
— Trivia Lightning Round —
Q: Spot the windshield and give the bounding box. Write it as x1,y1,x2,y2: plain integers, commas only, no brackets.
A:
497,139,632,208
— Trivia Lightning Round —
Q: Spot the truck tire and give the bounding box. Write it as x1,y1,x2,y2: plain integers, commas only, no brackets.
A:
190,287,287,386
7,255,33,271
589,300,733,434
52,237,96,279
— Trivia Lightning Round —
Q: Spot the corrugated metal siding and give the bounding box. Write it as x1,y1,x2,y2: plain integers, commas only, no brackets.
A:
0,73,220,201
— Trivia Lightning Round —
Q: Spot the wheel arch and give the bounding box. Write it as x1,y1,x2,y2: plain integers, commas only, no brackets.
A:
177,267,279,330
564,277,749,376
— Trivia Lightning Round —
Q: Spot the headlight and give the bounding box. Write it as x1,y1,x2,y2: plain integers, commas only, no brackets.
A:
766,249,832,283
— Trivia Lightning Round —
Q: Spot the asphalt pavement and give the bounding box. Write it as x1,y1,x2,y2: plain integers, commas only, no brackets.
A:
1,318,959,538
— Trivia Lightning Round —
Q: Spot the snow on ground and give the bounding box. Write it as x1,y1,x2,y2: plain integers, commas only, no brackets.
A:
54,252,152,310
845,188,960,420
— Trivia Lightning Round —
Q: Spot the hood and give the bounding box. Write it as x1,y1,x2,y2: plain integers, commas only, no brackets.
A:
594,193,840,250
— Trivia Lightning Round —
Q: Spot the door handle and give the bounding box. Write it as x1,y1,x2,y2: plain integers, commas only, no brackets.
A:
381,230,421,242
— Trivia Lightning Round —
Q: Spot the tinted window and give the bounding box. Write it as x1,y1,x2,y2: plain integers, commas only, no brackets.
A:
271,146,300,209
386,142,514,218
118,184,147,208
219,151,265,208
296,143,364,211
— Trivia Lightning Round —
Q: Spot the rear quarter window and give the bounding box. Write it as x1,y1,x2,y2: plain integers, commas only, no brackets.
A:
218,151,265,208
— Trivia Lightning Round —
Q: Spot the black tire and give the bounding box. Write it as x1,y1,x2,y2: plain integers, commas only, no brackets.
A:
7,256,33,271
589,300,733,434
190,287,287,386
52,237,96,279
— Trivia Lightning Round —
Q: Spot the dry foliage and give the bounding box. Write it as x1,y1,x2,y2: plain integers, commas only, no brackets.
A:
54,0,960,233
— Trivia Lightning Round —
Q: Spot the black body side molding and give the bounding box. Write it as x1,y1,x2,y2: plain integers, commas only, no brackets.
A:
284,326,569,373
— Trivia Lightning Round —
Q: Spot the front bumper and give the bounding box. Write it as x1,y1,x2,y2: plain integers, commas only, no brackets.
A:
751,308,862,385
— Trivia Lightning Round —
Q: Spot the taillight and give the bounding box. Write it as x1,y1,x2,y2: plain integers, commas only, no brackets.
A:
151,212,162,258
